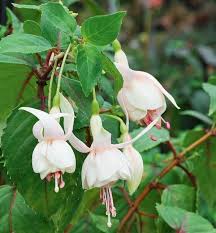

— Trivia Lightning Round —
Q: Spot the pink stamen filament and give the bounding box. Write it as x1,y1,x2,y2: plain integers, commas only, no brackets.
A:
59,174,65,189
144,110,171,132
46,171,65,192
100,186,116,227
161,117,171,129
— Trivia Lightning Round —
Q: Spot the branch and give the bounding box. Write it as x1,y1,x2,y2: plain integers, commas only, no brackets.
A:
119,186,133,207
166,141,177,158
118,129,214,232
16,71,34,103
137,210,158,219
35,53,43,67
167,141,196,186
119,186,158,219
177,164,196,187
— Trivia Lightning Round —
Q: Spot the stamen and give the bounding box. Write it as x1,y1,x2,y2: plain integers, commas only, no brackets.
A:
100,189,103,200
143,114,152,125
161,117,171,129
108,187,116,217
46,174,53,182
100,186,116,228
155,123,162,129
166,121,171,129
54,173,59,193
59,175,65,189
102,187,106,204
105,194,109,216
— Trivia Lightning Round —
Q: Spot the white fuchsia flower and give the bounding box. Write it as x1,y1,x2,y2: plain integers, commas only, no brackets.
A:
81,114,130,227
122,133,144,195
19,94,76,193
115,49,180,129
80,114,159,227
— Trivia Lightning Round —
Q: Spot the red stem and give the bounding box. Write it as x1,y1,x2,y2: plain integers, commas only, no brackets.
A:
16,71,34,103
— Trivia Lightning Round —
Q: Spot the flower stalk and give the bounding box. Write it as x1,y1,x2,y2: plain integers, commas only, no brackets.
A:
48,59,58,111
55,43,72,98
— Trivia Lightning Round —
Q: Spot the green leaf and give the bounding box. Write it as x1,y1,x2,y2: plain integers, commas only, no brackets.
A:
6,8,22,33
0,63,33,122
156,204,216,233
0,34,52,54
77,44,102,96
203,83,216,116
12,3,41,11
61,77,92,129
0,26,7,39
63,0,79,6
81,11,126,46
181,110,213,125
101,53,123,97
89,212,119,233
40,2,77,46
101,116,120,142
161,185,195,211
98,76,115,103
83,0,106,15
130,127,170,153
0,54,32,66
23,20,42,36
184,129,216,224
2,107,84,232
0,185,53,233
71,189,99,226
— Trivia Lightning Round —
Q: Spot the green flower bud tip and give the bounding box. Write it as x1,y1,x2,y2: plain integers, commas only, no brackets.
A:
112,39,121,52
92,99,100,115
53,94,60,107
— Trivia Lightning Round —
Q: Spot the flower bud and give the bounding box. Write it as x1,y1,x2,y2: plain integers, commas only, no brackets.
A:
122,133,144,195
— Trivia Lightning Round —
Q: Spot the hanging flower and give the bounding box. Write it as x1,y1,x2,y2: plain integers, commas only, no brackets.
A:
19,93,76,193
122,133,144,195
80,114,159,227
115,49,180,129
81,114,130,227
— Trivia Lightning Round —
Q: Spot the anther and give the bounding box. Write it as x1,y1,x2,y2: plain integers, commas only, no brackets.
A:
59,175,65,189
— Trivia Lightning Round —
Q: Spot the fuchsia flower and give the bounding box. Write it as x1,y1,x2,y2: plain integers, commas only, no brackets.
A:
80,114,158,227
115,49,180,129
19,94,76,193
81,115,130,227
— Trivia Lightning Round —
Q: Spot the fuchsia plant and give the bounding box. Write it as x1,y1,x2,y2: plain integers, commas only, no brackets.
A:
1,2,215,233
18,38,178,226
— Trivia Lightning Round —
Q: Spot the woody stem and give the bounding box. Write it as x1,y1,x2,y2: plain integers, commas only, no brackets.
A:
118,129,214,232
